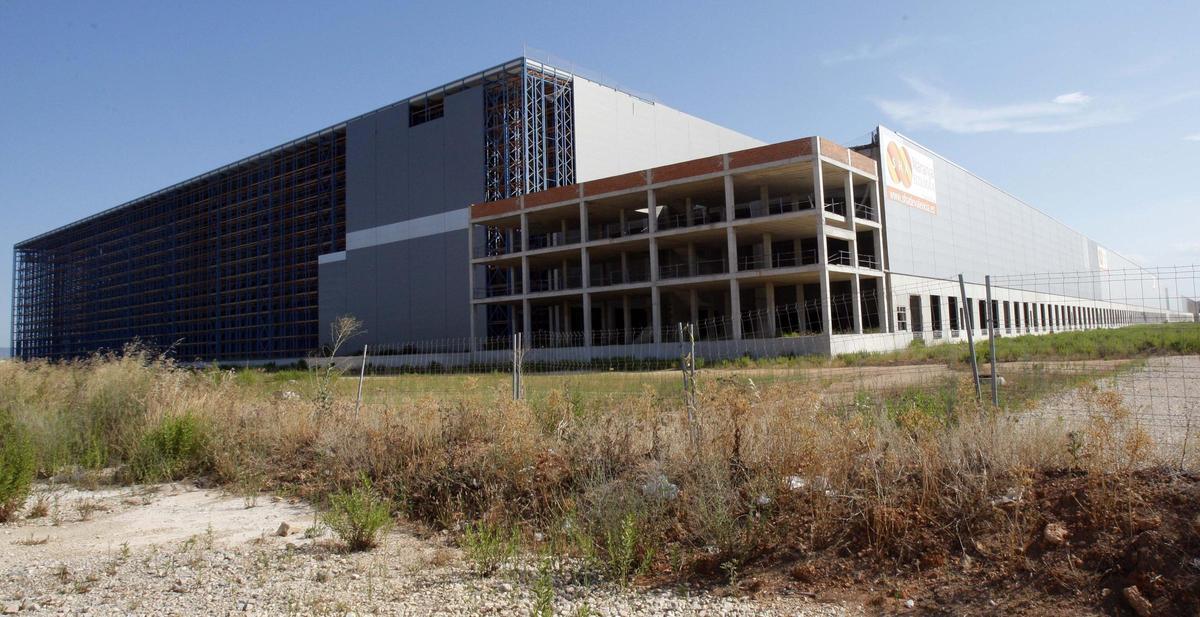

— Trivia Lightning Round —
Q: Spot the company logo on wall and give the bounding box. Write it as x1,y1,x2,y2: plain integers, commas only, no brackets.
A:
879,127,938,215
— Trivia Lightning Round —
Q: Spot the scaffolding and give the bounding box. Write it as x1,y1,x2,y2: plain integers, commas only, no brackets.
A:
12,128,346,361
481,61,576,337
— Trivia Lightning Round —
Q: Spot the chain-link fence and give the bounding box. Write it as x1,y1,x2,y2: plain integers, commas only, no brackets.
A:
306,265,1199,464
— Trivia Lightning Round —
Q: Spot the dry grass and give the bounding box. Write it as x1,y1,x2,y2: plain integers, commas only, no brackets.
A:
0,348,1188,608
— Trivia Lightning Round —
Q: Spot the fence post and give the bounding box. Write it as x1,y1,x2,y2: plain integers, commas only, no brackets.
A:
354,344,368,415
985,275,999,407
959,274,982,403
512,332,523,401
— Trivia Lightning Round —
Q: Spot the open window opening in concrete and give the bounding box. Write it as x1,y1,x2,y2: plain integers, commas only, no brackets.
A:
588,292,653,346
588,245,652,287
731,165,816,221
734,226,815,272
527,252,583,293
654,179,726,230
855,230,880,269
658,286,732,341
586,192,650,241
896,305,908,331
826,237,853,266
948,296,960,334
657,239,728,280
930,295,944,338
1003,301,1012,334
830,280,855,333
859,278,882,331
526,206,581,250
821,164,848,218
851,178,878,222
910,295,925,335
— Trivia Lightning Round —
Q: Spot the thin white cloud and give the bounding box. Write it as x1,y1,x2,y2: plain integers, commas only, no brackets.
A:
1185,133,1200,142
821,37,915,65
875,78,1132,134
1052,92,1091,105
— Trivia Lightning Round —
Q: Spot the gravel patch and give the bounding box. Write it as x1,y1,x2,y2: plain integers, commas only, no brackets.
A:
1029,355,1200,456
1,484,859,616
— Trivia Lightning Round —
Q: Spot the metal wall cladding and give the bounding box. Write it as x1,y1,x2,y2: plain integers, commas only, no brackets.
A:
335,87,484,346
882,137,1159,304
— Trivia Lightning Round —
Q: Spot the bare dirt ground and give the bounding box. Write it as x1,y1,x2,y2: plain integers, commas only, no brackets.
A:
1,483,859,616
1031,355,1200,457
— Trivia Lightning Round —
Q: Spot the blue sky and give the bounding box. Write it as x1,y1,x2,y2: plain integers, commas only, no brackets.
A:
2,1,1198,347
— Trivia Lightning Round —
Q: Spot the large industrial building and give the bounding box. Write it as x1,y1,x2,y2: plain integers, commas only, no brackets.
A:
11,56,1192,362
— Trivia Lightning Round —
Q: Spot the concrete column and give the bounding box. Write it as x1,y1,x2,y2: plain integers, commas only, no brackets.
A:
869,177,890,331
724,174,735,222
564,301,572,332
618,208,626,237
844,171,857,232
578,201,588,244
522,298,532,345
765,282,777,337
762,232,773,269
687,242,697,277
726,227,738,276
620,251,629,284
729,278,742,340
851,274,863,334
651,287,662,343
797,284,808,331
647,190,658,233
689,288,700,327
760,184,769,216
520,213,529,252
814,151,833,340
623,295,632,344
582,293,593,349
685,196,694,226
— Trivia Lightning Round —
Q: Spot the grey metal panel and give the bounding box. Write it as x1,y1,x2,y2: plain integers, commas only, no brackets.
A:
344,246,380,344
372,240,413,344
407,117,447,220
441,229,471,336
879,129,1156,302
443,87,486,217
374,104,410,226
345,115,377,233
406,234,448,335
317,260,348,346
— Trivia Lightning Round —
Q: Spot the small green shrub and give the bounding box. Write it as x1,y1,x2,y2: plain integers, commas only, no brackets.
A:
0,410,36,521
602,513,653,587
322,476,392,551
461,521,519,576
129,414,208,482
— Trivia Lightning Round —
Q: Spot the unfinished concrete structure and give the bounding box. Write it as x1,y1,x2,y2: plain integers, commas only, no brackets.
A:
468,128,1192,358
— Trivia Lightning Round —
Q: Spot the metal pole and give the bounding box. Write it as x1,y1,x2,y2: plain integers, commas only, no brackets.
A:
355,344,368,415
985,275,999,407
958,275,982,402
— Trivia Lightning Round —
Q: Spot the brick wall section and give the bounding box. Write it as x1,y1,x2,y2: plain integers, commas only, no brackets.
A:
650,155,724,183
582,170,649,197
472,136,872,218
471,196,521,220
523,183,580,208
818,138,851,166
727,138,814,170
849,150,877,175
